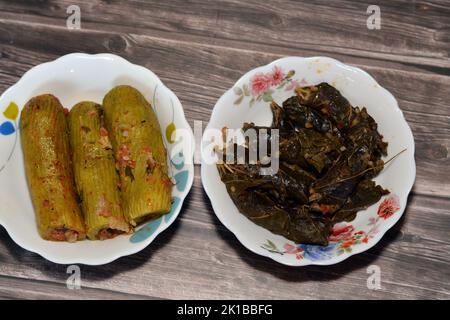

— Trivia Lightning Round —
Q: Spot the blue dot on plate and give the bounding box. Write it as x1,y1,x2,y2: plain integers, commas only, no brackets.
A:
130,217,163,243
174,170,189,192
0,121,15,135
171,152,184,170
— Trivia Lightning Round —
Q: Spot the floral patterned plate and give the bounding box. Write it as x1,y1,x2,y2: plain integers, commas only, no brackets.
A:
0,53,194,265
201,56,415,266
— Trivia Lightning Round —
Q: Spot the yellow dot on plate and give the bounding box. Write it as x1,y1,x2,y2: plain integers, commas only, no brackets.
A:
166,122,176,144
3,102,19,120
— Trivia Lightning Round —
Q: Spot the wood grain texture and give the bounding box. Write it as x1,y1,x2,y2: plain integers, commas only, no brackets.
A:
0,0,449,300
0,275,151,300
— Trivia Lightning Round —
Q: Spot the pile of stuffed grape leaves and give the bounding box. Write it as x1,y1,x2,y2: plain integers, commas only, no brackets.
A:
217,83,391,246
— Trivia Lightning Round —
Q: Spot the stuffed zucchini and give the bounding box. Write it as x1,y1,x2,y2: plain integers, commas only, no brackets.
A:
20,94,86,242
103,86,172,225
68,101,131,240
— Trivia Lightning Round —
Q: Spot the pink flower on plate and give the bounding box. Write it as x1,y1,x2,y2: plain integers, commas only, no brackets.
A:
285,79,301,91
377,196,400,220
329,222,355,242
250,73,270,96
368,224,380,236
368,216,378,226
268,66,284,86
283,243,304,259
283,243,302,254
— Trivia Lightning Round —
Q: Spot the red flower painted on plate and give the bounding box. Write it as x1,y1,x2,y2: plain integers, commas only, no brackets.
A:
340,240,354,249
284,244,304,259
250,73,270,96
329,222,355,242
377,196,400,220
268,66,284,86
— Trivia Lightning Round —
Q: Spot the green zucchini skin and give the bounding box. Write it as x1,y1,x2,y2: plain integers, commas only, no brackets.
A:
68,102,131,240
103,86,172,225
20,94,86,242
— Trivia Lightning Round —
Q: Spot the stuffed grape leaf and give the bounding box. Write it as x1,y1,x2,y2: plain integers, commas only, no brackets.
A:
217,82,389,245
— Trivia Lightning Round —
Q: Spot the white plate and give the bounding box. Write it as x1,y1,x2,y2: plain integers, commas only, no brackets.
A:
201,56,415,266
0,53,194,265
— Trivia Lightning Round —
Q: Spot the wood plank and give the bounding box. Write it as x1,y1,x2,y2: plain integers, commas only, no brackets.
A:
0,0,448,300
0,0,449,73
0,275,151,299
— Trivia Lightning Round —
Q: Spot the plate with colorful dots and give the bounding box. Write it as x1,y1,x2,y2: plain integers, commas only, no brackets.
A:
0,53,194,265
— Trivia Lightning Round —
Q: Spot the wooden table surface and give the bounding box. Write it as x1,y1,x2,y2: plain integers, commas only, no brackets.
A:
0,0,449,300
